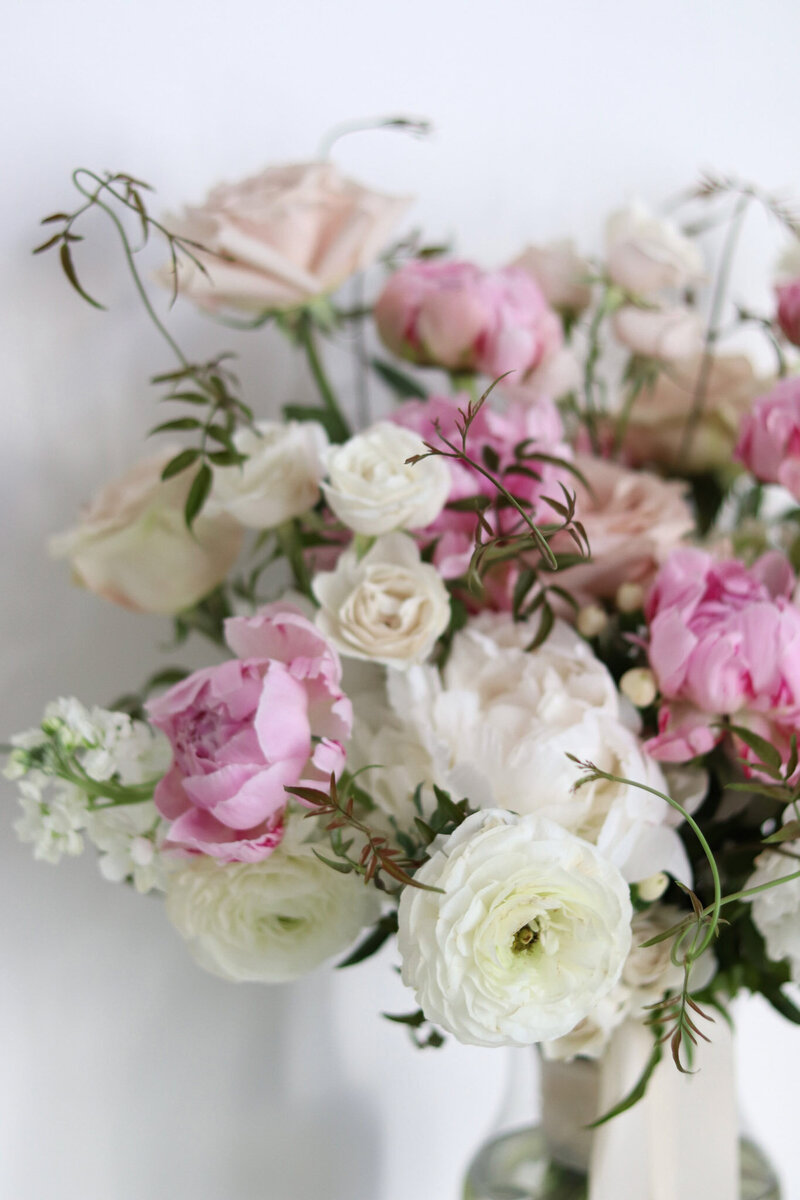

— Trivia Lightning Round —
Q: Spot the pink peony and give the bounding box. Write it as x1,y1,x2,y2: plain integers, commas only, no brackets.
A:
735,377,800,500
391,392,573,583
776,279,800,347
146,605,352,862
644,548,800,764
374,259,563,379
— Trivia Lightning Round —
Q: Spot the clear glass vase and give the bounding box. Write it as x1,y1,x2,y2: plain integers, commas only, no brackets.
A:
463,1049,782,1200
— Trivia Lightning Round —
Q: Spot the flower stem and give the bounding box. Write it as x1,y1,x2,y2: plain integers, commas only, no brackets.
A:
296,314,350,442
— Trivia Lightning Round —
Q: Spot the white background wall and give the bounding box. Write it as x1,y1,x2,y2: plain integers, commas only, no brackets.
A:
2,1,799,1197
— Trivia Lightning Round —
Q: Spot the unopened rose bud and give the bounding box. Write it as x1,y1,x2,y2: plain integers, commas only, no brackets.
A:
616,582,645,614
620,667,657,708
576,604,608,639
636,871,670,902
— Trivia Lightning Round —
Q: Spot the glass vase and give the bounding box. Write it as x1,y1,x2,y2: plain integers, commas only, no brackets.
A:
462,1049,781,1200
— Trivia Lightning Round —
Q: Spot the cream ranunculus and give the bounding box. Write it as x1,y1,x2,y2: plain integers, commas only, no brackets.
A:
611,305,704,362
49,450,243,615
165,817,380,982
747,849,800,981
322,422,450,536
166,161,411,312
313,532,450,667
606,202,704,295
386,614,689,882
398,809,633,1047
207,420,328,529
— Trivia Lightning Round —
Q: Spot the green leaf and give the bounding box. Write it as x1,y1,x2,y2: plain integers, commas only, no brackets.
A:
370,357,427,399
383,1009,426,1028
312,849,354,875
446,495,492,513
481,444,500,472
337,913,398,968
763,819,800,845
761,983,800,1025
33,232,63,255
207,449,248,467
727,725,783,775
525,602,554,651
58,241,105,309
161,449,201,480
184,462,213,528
588,1040,663,1128
149,417,203,434
40,212,70,224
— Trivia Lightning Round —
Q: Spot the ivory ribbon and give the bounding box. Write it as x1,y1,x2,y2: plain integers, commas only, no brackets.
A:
588,1018,738,1200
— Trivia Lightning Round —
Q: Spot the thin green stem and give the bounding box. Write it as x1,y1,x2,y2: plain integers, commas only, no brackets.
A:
678,193,750,463
275,519,315,602
296,315,350,442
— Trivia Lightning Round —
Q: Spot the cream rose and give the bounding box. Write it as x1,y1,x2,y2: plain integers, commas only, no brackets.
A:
167,161,411,312
387,614,690,882
618,353,760,472
398,809,632,1047
313,532,450,667
511,240,592,314
49,450,243,615
165,818,380,982
612,304,704,361
322,422,450,535
606,202,704,295
553,454,693,602
208,420,327,529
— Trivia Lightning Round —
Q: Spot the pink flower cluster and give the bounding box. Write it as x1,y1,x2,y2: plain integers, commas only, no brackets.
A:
374,259,563,379
147,605,352,862
735,377,800,500
777,279,800,347
644,548,800,768
391,392,572,584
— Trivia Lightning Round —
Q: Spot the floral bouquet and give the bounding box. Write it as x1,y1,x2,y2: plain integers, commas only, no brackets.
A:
9,130,800,1198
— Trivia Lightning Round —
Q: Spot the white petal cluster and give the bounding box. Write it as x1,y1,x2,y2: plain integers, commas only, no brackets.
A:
384,614,689,883
605,201,705,295
747,849,800,981
207,420,328,529
322,422,450,536
5,698,169,890
165,815,380,982
313,533,450,667
398,810,633,1047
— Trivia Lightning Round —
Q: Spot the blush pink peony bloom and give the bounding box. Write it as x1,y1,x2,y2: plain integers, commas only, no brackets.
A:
735,377,800,500
776,279,800,347
391,392,573,583
374,260,563,379
644,548,800,764
146,605,352,862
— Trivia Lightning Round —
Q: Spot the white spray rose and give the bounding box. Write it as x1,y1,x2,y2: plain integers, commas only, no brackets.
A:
208,420,327,528
398,810,632,1047
612,305,704,362
49,450,243,615
606,202,704,295
165,817,380,982
387,614,689,882
313,532,450,667
322,422,450,536
747,849,800,981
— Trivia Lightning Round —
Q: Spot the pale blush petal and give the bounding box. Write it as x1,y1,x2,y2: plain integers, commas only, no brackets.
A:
205,761,300,830
153,763,190,819
253,664,312,763
181,762,263,813
165,807,284,862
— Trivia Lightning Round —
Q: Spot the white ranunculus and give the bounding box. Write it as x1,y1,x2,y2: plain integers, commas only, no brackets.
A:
398,809,632,1047
747,849,800,981
208,420,327,529
49,450,243,615
606,202,705,295
313,532,450,667
346,684,436,829
387,614,689,882
322,422,450,536
165,818,380,982
541,990,632,1062
611,305,704,362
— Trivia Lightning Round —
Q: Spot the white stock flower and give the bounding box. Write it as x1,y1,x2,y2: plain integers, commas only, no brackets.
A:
87,801,166,894
165,817,380,982
606,202,704,295
313,532,450,667
387,614,689,882
322,422,450,536
207,420,328,529
398,809,632,1047
747,849,800,981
